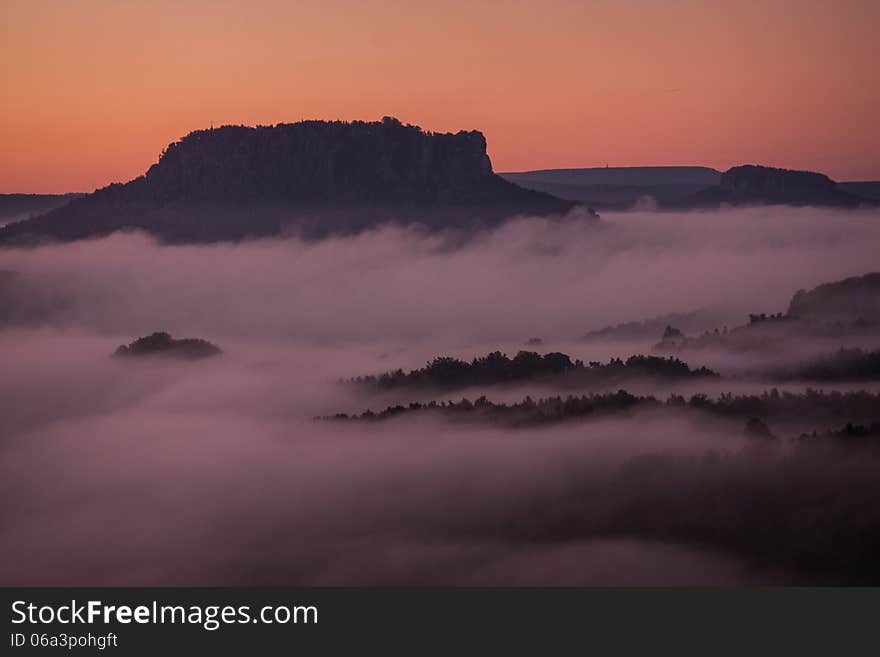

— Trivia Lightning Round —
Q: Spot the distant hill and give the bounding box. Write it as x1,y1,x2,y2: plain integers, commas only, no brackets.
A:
656,272,880,355
501,166,721,186
0,118,578,245
0,193,83,226
114,332,221,360
581,307,740,342
678,165,872,209
788,272,880,322
501,165,877,210
499,167,720,208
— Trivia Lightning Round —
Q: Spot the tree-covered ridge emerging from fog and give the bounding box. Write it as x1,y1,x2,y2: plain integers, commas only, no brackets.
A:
776,348,880,381
113,331,221,359
326,388,880,432
655,271,880,354
349,351,718,391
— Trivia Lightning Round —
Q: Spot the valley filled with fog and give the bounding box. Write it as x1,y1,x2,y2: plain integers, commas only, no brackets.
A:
3,206,880,585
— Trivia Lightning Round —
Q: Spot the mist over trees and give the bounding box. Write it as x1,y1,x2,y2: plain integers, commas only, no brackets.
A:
788,272,880,322
657,272,880,354
772,348,880,382
327,388,880,433
3,205,880,586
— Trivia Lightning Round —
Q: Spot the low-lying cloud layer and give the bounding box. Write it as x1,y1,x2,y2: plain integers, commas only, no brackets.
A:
3,206,879,343
2,206,880,585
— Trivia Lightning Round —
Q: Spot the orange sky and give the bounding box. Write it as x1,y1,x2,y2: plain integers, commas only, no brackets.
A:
2,0,878,193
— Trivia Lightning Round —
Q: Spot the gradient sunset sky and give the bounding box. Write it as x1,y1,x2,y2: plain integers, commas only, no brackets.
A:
2,0,878,193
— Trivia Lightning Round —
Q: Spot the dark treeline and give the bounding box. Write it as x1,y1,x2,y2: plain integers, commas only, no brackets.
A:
350,351,718,392
326,388,880,431
798,422,880,444
657,316,877,354
778,348,880,381
581,308,734,342
325,393,880,582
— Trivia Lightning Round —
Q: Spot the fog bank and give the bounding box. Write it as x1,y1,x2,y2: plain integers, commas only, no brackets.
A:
2,206,879,584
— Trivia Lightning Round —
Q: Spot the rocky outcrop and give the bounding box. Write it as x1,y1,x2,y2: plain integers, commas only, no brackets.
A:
721,165,835,199
679,165,871,208
143,117,495,203
0,118,578,245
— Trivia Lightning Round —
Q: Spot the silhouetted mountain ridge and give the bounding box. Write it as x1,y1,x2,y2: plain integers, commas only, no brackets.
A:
0,193,84,226
679,165,870,208
0,118,578,244
502,165,877,209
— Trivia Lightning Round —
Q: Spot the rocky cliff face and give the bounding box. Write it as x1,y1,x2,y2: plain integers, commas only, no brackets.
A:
0,118,577,244
143,117,495,203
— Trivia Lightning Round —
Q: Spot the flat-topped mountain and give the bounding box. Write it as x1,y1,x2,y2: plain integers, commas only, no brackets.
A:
0,118,578,245
676,165,872,208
